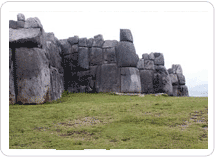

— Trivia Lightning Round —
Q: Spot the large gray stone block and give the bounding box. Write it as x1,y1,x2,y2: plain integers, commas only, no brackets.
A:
169,74,178,85
149,52,155,60
9,20,17,29
71,44,79,53
78,47,89,70
142,53,149,60
103,47,117,64
92,34,104,48
15,48,51,104
9,48,15,105
144,59,154,70
24,17,43,28
173,85,189,97
172,64,183,74
154,52,164,66
87,38,94,48
140,70,154,94
137,59,145,70
177,73,185,85
89,47,103,66
59,39,72,56
17,13,25,21
78,38,87,47
102,40,118,48
120,29,133,43
67,36,79,45
120,67,141,93
116,41,139,67
49,66,64,101
167,68,173,74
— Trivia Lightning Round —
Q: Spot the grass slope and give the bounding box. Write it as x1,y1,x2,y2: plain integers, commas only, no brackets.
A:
9,91,208,149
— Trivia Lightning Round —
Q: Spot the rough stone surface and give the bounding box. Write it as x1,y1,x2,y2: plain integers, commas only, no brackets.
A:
71,44,79,53
87,38,94,47
9,48,15,105
120,67,141,93
78,38,87,47
144,59,154,70
68,36,79,45
137,59,145,70
172,64,183,74
17,21,25,28
142,53,149,60
140,70,154,94
89,47,103,66
15,48,51,104
177,73,185,85
49,66,64,101
9,20,17,29
116,41,139,67
167,68,173,74
99,64,121,92
102,40,118,48
149,52,155,60
24,17,43,28
59,39,72,56
17,13,25,21
92,34,104,48
179,85,189,96
169,74,178,85
120,29,133,43
9,28,44,48
103,47,117,64
153,66,173,95
78,47,89,70
154,53,164,65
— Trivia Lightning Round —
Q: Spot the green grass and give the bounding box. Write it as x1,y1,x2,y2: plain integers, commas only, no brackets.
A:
9,91,208,149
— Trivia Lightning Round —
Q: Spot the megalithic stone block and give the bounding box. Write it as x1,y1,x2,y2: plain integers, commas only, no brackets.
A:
78,38,87,47
140,70,154,94
172,64,183,74
120,29,133,43
137,59,145,70
89,47,103,66
144,59,154,70
103,47,117,64
9,48,16,105
169,73,178,85
15,48,51,104
17,13,25,21
92,34,104,48
100,64,121,92
149,52,155,60
17,21,25,28
102,40,118,48
9,28,45,48
154,52,164,66
78,47,89,70
177,73,185,85
87,38,94,48
179,85,189,96
9,20,17,29
172,85,179,96
68,36,79,45
59,39,72,56
142,53,149,60
49,66,64,101
116,41,139,67
120,67,141,93
24,17,43,29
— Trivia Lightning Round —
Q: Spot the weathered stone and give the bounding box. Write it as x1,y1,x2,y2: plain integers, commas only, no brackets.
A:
9,48,15,105
120,29,133,43
24,17,43,28
169,74,178,85
167,68,173,74
17,13,25,21
149,52,155,60
120,67,141,93
177,73,185,85
78,38,87,47
144,59,154,70
92,34,104,48
140,70,154,94
102,40,118,48
99,64,121,92
17,21,25,28
15,48,51,104
179,85,189,96
78,47,89,70
154,52,164,65
87,38,94,47
71,44,79,53
137,59,145,70
46,41,63,74
9,28,45,48
49,66,64,101
63,53,78,70
153,66,173,95
116,41,139,67
89,66,98,79
9,20,17,29
172,85,179,96
68,36,79,45
103,47,117,64
142,53,149,60
172,64,183,74
59,39,72,56
89,47,103,66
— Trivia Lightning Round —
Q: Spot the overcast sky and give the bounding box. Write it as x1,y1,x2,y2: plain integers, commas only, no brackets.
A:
7,1,213,96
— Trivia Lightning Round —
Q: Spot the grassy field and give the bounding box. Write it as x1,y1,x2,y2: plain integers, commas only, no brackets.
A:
9,91,208,149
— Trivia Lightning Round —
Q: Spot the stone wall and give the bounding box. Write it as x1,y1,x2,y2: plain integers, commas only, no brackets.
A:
9,13,189,105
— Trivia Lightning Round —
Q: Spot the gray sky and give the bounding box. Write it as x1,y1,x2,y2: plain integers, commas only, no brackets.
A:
8,1,213,95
